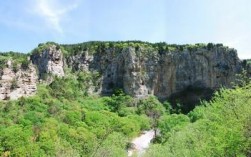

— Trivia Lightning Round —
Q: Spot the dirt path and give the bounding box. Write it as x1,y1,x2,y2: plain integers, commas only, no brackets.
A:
128,130,155,157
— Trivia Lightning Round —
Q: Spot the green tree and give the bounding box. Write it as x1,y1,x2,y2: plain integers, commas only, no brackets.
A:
104,90,133,116
137,96,165,137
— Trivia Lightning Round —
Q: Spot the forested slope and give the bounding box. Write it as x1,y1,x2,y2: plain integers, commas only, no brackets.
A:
145,84,251,157
0,73,250,156
0,41,250,157
0,75,152,157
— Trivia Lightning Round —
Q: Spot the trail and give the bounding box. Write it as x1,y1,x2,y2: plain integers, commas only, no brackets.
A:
127,130,155,157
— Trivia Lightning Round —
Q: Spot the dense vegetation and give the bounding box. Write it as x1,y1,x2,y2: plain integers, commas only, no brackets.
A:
146,85,251,157
0,71,250,156
0,73,156,157
246,59,251,65
0,52,29,70
60,41,229,56
0,41,250,156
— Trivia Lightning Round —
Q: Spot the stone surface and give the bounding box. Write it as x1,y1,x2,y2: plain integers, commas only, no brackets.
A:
31,45,64,79
67,46,242,100
0,44,243,101
0,60,37,100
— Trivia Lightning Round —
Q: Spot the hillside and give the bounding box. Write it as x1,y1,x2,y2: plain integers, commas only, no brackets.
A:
146,84,251,157
0,41,250,157
0,41,243,112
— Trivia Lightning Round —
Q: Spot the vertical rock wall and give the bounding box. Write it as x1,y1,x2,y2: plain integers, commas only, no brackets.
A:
67,45,242,100
0,43,243,101
0,61,37,100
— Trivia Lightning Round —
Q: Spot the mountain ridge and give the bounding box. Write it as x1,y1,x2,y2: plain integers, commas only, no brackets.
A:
0,42,246,111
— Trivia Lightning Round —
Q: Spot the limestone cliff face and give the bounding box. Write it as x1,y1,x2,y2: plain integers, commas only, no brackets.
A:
0,44,65,100
31,45,64,79
0,60,37,100
0,43,243,101
67,46,242,99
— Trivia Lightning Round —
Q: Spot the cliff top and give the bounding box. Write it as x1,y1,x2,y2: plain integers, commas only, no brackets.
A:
0,41,239,72
28,41,234,56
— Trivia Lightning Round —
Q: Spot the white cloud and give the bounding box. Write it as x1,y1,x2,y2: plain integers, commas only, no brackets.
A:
34,0,79,34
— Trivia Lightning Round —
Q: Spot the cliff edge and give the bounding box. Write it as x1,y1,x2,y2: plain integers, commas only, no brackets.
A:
0,42,244,106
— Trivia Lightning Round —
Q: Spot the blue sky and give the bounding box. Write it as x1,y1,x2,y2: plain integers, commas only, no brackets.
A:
0,0,250,59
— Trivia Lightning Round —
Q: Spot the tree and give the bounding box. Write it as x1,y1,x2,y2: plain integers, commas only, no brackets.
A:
235,69,250,87
104,89,133,116
137,96,165,137
207,43,214,50
21,59,29,70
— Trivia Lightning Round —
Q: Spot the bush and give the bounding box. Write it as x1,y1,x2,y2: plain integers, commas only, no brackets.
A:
21,59,29,70
146,84,251,156
12,62,18,73
10,79,18,90
207,43,214,50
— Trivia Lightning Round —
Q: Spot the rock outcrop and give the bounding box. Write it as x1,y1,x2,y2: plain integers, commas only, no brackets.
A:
67,45,242,100
0,42,244,103
31,45,64,79
0,60,37,100
0,44,66,100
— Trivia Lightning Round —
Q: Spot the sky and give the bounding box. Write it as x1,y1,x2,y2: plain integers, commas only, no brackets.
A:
0,0,250,59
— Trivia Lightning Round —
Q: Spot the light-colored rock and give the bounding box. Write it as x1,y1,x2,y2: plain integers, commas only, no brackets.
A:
67,45,242,100
0,44,243,102
0,61,37,100
31,45,64,79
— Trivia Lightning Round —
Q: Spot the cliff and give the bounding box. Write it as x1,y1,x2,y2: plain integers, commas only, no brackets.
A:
0,42,244,104
31,44,64,79
0,59,37,100
66,43,241,96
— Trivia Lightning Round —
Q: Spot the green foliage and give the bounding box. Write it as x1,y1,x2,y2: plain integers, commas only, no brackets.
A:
0,51,28,71
137,96,165,117
6,81,251,157
60,41,226,56
20,59,30,70
12,62,18,73
247,59,251,65
31,42,61,55
137,96,166,137
104,90,133,116
49,76,80,100
207,43,214,50
92,132,128,157
76,71,100,93
235,69,250,87
10,79,18,90
0,44,248,156
145,84,251,157
158,114,190,142
0,76,152,156
0,125,38,156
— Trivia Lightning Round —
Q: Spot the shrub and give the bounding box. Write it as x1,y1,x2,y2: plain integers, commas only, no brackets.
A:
10,79,18,90
207,43,214,50
21,59,29,70
12,62,18,73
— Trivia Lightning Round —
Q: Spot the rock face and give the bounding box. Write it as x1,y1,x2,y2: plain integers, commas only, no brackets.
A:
31,45,64,79
67,46,242,100
0,43,243,102
0,61,37,100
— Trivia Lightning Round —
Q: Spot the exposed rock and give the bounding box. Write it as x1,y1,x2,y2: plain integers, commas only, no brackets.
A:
67,46,242,101
66,51,94,71
0,43,243,104
31,45,64,79
0,60,37,100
